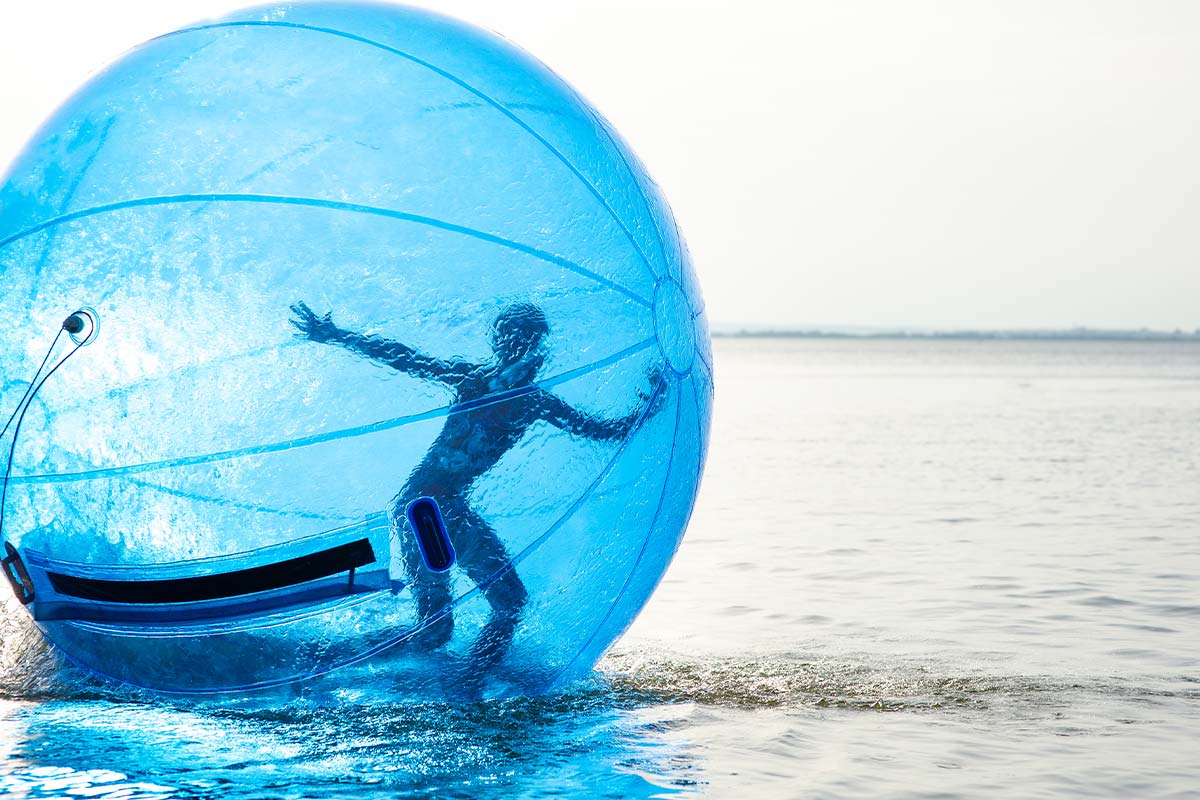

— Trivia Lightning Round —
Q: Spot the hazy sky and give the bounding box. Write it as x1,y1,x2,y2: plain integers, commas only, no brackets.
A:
2,1,1198,330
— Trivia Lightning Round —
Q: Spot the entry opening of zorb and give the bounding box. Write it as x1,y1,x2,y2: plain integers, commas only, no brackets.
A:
0,2,712,699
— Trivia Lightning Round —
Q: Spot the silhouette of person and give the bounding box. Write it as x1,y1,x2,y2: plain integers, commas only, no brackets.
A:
290,301,664,670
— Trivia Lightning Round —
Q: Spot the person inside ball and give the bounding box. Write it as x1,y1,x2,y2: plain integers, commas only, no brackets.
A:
289,300,666,671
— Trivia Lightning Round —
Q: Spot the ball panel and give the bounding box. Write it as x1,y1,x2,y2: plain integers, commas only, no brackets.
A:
1,10,668,304
1,199,654,472
222,2,676,287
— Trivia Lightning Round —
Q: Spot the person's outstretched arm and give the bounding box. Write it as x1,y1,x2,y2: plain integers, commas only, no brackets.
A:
289,301,475,386
540,367,668,442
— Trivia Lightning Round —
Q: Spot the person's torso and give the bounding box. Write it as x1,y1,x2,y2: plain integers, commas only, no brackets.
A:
406,371,545,493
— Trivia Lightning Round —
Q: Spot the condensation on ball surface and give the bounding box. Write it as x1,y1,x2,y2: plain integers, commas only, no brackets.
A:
0,2,711,698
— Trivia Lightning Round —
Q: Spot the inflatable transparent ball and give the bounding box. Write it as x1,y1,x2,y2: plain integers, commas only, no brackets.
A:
0,3,711,698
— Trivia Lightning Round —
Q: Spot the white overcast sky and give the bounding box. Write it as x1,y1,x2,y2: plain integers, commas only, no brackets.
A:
2,1,1198,331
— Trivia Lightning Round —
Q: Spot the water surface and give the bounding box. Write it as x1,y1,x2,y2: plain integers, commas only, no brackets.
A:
3,338,1198,797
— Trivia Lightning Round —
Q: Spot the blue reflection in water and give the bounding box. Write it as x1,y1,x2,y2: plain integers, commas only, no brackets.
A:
0,682,702,799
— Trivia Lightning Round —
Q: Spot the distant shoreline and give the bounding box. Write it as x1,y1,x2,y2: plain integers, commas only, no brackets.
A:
713,328,1200,342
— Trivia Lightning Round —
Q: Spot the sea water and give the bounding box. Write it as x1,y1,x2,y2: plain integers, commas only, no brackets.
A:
2,338,1198,798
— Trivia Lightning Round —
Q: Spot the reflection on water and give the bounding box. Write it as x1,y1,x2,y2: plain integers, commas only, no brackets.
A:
3,339,1200,797
0,683,703,799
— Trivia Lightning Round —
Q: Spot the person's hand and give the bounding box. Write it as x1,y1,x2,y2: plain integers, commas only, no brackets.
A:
289,301,338,343
638,363,670,417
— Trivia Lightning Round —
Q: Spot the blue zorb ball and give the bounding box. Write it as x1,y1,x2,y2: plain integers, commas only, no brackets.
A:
0,3,711,698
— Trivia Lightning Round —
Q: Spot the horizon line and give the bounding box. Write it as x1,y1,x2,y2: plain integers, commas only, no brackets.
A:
711,325,1200,342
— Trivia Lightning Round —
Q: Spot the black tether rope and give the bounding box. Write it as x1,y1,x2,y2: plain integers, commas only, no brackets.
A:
0,310,99,547
0,329,63,445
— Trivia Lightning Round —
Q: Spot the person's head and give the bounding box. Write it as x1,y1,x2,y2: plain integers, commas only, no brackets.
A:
490,303,549,368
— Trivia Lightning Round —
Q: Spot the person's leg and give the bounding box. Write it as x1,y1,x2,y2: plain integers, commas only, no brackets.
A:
443,497,528,668
391,493,453,648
